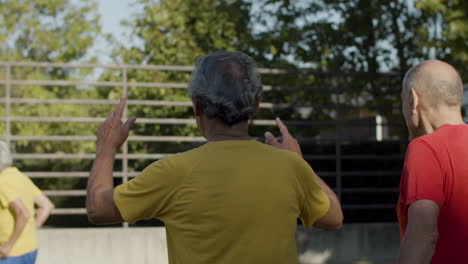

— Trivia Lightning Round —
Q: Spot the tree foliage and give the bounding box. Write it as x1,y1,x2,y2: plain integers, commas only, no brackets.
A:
2,0,468,225
0,0,101,217
0,0,100,62
416,0,468,76
113,0,253,65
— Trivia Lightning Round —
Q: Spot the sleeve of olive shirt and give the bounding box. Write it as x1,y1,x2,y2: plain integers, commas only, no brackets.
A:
114,155,183,224
295,158,331,228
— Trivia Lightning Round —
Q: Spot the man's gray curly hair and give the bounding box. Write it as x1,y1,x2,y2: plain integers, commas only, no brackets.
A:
188,51,263,126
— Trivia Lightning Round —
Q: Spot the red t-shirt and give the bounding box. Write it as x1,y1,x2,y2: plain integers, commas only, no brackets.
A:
397,124,468,263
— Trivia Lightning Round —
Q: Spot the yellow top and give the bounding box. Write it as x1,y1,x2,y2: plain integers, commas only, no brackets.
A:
115,140,330,264
0,167,41,256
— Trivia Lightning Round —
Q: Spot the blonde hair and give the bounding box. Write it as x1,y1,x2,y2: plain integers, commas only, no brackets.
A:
0,141,12,168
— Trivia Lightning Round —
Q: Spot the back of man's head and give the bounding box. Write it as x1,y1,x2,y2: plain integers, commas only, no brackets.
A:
188,51,262,126
403,60,464,107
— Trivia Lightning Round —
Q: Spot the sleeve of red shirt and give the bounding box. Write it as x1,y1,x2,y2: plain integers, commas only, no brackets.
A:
400,138,445,208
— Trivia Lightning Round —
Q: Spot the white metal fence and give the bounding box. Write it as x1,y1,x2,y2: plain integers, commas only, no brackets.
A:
0,61,405,225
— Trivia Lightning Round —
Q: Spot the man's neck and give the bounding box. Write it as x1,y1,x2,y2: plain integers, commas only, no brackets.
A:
202,119,251,142
419,107,465,136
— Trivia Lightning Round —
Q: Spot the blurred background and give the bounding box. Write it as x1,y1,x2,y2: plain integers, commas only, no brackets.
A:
0,0,467,263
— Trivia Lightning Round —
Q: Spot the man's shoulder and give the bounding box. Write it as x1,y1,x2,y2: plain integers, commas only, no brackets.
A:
407,136,438,160
254,141,304,160
409,136,432,148
147,144,208,170
419,124,468,146
169,143,208,161
149,141,305,170
410,126,452,150
254,143,313,176
406,135,446,171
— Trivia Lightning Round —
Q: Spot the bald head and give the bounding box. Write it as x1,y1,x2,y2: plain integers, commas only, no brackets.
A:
403,60,464,107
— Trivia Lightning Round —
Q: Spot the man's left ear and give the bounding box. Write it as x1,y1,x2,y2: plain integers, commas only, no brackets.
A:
411,88,419,114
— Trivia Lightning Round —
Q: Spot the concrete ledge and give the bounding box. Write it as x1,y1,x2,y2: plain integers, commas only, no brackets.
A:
37,223,399,264
296,223,399,264
37,228,168,264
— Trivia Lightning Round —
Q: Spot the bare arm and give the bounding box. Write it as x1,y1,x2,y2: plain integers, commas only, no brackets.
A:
34,193,55,228
312,176,343,230
86,97,136,225
265,118,343,230
398,199,439,264
87,150,123,225
0,198,31,257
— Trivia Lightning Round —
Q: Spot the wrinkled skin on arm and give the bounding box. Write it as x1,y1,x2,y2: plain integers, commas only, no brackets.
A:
0,198,31,257
87,97,136,225
398,199,439,264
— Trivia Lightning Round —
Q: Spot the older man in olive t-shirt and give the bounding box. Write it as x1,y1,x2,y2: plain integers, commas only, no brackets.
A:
87,51,343,264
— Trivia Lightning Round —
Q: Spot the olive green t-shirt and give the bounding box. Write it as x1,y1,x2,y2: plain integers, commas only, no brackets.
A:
115,140,330,264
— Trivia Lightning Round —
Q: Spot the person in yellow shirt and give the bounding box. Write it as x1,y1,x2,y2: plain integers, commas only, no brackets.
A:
0,141,55,263
87,51,343,264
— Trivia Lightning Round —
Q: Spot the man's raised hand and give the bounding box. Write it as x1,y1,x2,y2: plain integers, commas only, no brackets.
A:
264,118,302,157
96,97,136,154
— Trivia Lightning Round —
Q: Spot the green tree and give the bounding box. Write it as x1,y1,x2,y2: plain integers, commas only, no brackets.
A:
0,0,100,62
253,0,437,138
115,0,338,140
113,0,253,65
0,0,101,224
101,0,259,171
416,0,468,77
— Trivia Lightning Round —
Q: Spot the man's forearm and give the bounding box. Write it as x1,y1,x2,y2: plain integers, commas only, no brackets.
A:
87,98,132,225
399,200,439,264
398,234,437,264
86,150,116,219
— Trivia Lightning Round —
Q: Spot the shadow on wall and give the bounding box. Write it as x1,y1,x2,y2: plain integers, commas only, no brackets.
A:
296,223,399,264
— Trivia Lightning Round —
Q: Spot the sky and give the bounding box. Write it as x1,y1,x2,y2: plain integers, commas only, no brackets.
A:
90,0,138,63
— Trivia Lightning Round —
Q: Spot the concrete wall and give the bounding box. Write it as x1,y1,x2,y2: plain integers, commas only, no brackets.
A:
37,228,168,264
37,223,400,264
296,224,399,264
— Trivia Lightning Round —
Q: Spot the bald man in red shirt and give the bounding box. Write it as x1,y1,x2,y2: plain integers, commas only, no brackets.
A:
397,60,468,264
